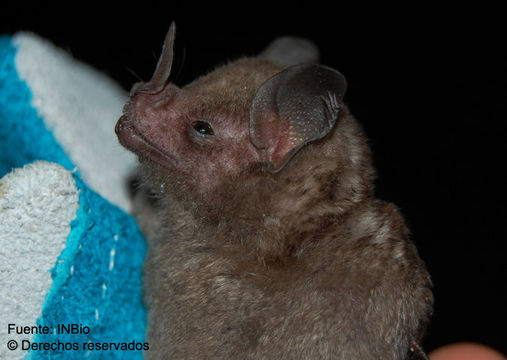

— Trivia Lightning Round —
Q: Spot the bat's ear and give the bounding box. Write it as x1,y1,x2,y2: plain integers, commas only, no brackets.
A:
250,64,347,173
260,37,319,66
132,22,176,95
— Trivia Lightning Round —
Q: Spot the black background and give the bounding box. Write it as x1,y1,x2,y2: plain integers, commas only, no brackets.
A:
2,5,505,356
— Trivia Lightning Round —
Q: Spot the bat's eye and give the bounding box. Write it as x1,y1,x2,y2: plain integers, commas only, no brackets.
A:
192,120,214,136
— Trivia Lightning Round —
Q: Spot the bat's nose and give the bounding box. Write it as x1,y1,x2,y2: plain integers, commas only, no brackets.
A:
115,116,127,135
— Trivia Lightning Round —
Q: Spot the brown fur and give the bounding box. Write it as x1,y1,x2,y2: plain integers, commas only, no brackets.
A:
117,39,432,359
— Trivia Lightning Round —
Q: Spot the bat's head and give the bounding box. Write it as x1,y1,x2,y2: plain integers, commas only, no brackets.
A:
116,24,374,233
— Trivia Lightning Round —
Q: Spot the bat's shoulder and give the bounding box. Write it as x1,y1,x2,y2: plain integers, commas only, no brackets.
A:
309,199,426,283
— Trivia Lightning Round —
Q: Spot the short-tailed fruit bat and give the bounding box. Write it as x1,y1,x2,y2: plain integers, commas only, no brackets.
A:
116,23,433,360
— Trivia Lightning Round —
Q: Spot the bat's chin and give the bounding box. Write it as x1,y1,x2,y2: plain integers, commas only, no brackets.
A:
115,115,178,169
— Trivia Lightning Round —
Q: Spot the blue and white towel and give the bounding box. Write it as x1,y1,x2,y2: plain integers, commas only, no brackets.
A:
0,33,147,359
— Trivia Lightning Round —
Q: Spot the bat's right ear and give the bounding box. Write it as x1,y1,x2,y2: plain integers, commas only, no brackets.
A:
250,64,347,173
260,37,320,66
132,22,177,95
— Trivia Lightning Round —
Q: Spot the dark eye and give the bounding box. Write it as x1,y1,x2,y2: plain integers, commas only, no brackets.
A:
192,120,214,136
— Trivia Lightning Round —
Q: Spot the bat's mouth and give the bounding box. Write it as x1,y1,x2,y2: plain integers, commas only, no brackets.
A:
115,115,178,168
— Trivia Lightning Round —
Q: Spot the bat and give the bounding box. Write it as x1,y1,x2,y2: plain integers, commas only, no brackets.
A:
116,23,433,360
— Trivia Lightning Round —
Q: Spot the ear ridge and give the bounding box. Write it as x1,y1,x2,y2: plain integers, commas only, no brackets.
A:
250,64,347,173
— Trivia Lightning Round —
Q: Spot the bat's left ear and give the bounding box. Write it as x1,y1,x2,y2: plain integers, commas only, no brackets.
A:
260,37,319,66
249,64,347,173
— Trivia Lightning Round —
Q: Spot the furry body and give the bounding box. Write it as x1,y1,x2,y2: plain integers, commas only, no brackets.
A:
117,25,433,359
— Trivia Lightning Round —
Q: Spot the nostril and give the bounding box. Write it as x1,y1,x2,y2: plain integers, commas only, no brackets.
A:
115,116,132,136
114,118,123,134
154,97,171,109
